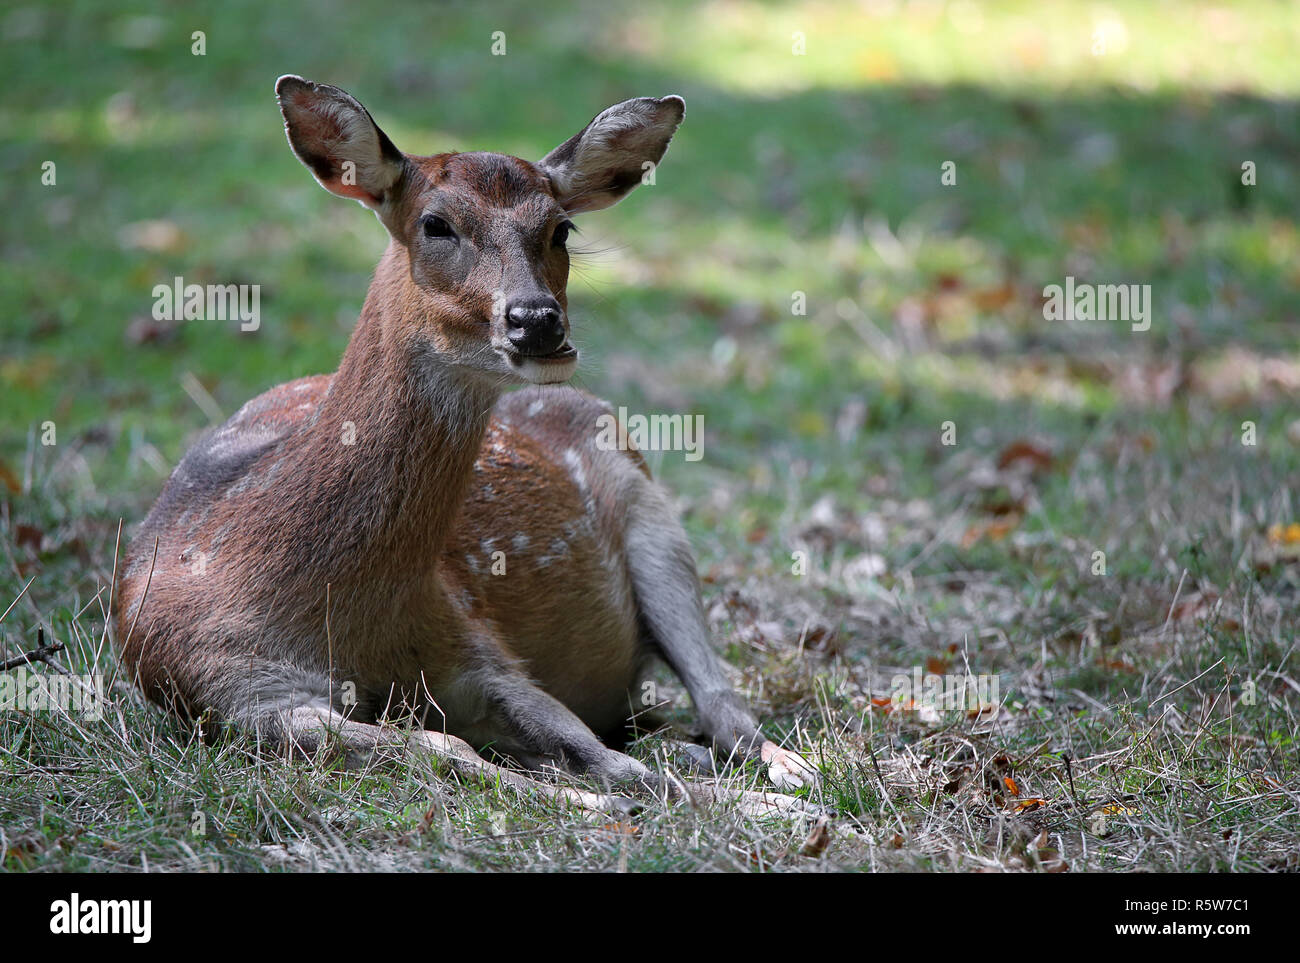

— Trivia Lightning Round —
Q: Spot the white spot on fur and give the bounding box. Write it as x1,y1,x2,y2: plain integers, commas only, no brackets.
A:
527,399,545,416
536,537,570,567
563,448,588,493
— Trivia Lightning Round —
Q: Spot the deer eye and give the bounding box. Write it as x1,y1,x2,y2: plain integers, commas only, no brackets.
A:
552,221,574,249
422,214,456,240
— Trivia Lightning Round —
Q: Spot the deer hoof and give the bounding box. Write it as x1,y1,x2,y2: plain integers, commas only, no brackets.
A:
760,741,820,791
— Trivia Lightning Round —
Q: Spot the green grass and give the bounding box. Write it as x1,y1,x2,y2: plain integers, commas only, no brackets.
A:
1,0,1298,872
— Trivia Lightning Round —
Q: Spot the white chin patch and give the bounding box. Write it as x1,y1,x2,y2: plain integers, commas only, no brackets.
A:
509,353,579,385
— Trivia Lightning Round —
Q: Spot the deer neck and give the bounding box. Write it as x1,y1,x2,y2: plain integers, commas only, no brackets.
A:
302,246,500,574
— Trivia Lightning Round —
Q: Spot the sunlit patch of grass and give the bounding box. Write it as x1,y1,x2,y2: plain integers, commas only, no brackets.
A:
617,0,1300,96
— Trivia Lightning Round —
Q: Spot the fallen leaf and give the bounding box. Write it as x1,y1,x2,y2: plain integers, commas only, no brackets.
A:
961,516,1021,548
1171,589,1220,623
996,439,1054,472
1268,523,1300,545
0,460,21,494
1252,772,1283,793
15,524,44,553
126,315,180,345
972,282,1017,312
1096,657,1138,673
1098,804,1140,816
1030,831,1069,872
800,815,831,858
925,656,950,675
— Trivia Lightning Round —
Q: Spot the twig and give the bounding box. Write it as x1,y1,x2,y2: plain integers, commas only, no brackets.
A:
0,575,37,625
1062,753,1082,811
0,627,66,672
1162,567,1187,634
120,536,159,654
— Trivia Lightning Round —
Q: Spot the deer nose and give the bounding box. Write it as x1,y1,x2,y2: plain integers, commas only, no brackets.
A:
505,297,567,356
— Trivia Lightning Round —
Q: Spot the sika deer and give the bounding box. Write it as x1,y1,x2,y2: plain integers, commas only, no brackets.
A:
114,76,815,812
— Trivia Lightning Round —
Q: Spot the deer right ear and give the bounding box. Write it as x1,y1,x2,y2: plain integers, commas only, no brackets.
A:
276,75,406,210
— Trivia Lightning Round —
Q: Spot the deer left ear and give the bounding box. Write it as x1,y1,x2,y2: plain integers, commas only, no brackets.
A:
538,96,684,214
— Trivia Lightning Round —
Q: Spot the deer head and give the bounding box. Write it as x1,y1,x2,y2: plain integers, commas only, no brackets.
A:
275,75,684,385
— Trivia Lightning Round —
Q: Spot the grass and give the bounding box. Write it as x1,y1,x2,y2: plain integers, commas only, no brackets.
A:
1,0,1298,872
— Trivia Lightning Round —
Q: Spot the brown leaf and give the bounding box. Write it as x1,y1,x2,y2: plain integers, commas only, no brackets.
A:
961,516,1021,548
800,815,831,858
0,460,21,494
1171,589,1220,624
972,282,1016,311
996,439,1055,472
126,315,180,345
15,523,44,553
1031,831,1069,872
802,622,840,654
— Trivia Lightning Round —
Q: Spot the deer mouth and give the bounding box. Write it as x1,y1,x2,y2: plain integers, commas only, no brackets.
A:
499,342,579,383
502,342,576,363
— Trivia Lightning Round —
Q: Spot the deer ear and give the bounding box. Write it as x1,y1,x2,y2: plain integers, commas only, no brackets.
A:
538,96,684,214
276,75,406,209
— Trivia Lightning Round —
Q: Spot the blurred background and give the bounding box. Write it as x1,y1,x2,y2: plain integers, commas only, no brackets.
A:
1,0,1299,869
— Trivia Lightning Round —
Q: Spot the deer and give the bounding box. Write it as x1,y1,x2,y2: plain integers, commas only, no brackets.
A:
113,76,817,815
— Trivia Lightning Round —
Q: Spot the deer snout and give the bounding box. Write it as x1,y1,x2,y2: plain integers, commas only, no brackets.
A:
505,297,567,357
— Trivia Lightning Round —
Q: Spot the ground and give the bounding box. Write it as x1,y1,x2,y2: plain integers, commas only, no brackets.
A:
1,0,1297,871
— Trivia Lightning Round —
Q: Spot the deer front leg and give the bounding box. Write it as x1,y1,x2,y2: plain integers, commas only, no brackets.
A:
460,662,664,795
280,704,635,814
624,501,819,791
